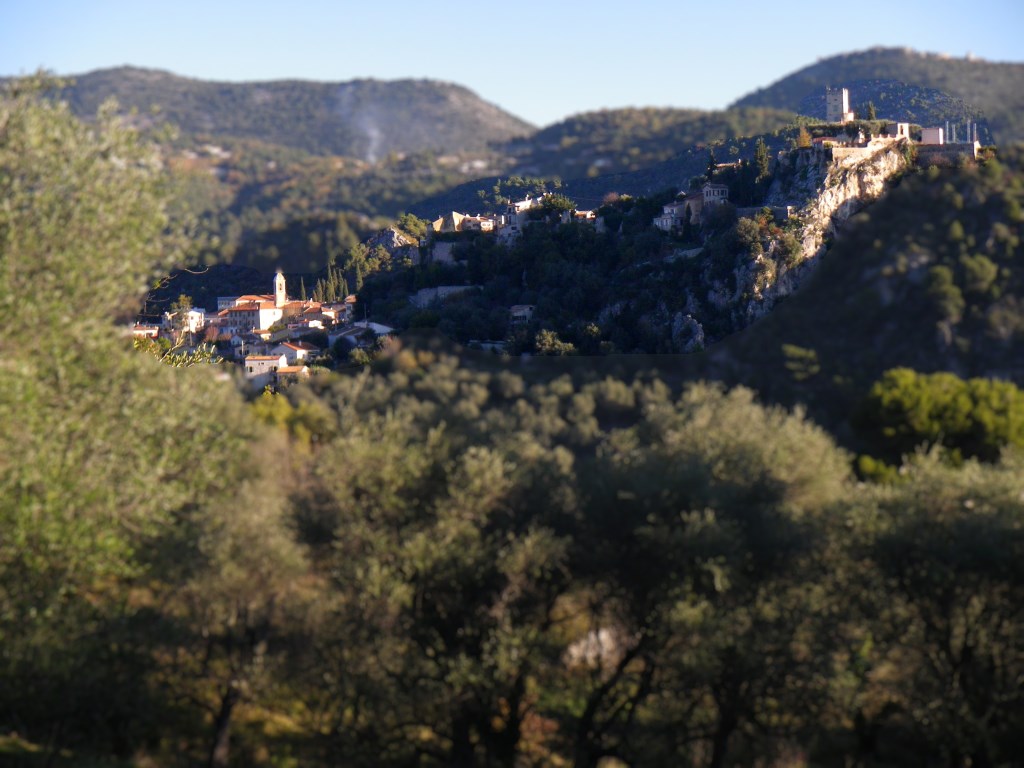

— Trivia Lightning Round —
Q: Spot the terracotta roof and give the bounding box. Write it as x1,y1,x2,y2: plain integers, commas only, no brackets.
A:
278,366,309,375
245,355,284,361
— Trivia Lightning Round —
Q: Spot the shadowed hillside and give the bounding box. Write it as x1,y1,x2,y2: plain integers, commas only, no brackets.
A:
505,106,796,180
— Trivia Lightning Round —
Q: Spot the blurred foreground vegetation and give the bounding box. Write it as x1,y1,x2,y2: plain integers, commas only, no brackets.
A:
2,81,1024,768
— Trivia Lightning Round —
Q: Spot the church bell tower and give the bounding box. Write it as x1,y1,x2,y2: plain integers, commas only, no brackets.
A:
274,271,286,308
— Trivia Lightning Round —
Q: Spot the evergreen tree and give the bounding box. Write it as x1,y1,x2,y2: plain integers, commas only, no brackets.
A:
754,137,771,181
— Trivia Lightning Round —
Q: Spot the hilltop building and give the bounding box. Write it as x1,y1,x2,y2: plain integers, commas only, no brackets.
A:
826,87,855,124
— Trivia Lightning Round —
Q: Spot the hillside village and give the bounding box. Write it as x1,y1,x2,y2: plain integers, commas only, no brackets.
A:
133,271,399,389
136,87,988,376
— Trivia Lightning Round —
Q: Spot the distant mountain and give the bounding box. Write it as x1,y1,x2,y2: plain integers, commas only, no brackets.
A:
731,47,1024,142
796,79,992,143
56,67,535,160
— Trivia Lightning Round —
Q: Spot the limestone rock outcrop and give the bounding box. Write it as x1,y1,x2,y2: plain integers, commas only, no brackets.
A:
738,141,914,323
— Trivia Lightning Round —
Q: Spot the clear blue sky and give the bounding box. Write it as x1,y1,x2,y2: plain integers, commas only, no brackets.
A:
2,0,1021,127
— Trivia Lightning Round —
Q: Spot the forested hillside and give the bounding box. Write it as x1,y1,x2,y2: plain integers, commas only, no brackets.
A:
166,134,484,273
56,66,535,158
505,106,796,180
692,145,1024,460
732,47,1024,142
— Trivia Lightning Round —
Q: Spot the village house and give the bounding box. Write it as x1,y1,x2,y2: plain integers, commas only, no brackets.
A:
276,364,311,384
460,215,495,232
131,324,161,340
270,340,320,365
162,307,206,334
243,353,286,390
228,331,270,360
328,320,395,353
560,209,597,225
431,211,468,233
654,199,693,232
426,194,580,248
509,304,536,325
653,182,729,232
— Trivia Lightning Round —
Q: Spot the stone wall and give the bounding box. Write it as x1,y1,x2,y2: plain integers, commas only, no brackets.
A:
917,142,979,166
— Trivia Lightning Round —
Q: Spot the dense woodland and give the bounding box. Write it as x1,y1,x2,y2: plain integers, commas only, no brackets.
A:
3,80,1024,768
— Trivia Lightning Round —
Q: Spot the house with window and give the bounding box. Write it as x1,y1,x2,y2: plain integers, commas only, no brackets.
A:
277,365,311,384
244,353,286,390
271,340,320,365
509,305,536,325
654,199,693,232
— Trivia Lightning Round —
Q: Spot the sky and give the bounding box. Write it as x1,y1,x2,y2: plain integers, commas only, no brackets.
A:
2,0,1022,127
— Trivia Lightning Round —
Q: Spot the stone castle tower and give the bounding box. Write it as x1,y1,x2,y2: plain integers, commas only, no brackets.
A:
826,87,854,124
274,271,287,308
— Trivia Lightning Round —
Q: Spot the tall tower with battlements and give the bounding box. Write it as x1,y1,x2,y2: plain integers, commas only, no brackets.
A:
826,87,855,124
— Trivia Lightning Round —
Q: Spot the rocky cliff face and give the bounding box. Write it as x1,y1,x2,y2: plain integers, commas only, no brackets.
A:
739,141,914,321
654,141,914,353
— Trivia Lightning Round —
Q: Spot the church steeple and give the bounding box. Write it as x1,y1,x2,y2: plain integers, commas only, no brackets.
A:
274,271,286,308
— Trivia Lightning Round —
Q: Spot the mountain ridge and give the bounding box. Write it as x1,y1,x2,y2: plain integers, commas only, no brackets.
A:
731,47,1024,142
50,65,535,160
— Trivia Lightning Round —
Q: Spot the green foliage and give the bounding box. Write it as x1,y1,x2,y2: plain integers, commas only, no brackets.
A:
0,77,307,767
395,212,429,241
959,252,998,295
541,192,577,213
782,343,821,381
845,454,1024,765
535,329,577,355
134,336,222,367
754,136,771,180
926,264,966,321
860,367,1024,462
